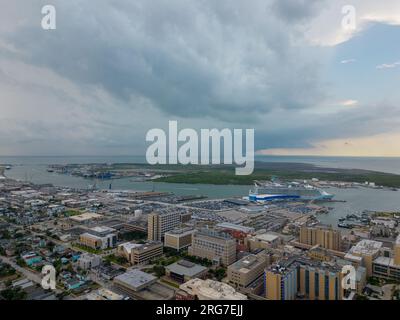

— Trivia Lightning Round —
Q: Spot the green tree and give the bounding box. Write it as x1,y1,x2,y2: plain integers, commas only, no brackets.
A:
153,265,166,277
1,287,27,300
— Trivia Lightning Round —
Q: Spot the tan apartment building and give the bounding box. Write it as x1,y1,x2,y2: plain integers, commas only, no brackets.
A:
245,232,281,251
395,235,400,265
265,261,298,300
227,251,270,289
372,235,400,282
147,211,181,241
164,228,194,251
188,228,236,266
79,226,117,250
298,263,344,300
79,234,102,249
265,257,344,300
345,239,382,277
117,241,163,265
299,225,342,251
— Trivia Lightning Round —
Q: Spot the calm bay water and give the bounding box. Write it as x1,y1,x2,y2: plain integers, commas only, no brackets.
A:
256,155,400,175
1,155,399,227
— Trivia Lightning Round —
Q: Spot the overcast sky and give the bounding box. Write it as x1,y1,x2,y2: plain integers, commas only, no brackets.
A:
0,0,400,156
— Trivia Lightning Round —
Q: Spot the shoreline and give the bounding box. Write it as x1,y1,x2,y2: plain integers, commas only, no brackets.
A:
3,160,400,188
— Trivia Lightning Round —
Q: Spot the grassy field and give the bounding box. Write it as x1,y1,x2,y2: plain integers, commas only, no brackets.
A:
152,162,400,187
77,161,400,187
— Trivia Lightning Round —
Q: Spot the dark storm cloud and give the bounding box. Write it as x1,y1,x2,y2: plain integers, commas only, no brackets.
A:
271,0,327,23
0,0,399,155
2,0,326,123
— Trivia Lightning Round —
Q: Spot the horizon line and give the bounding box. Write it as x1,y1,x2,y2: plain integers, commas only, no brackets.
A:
1,154,400,159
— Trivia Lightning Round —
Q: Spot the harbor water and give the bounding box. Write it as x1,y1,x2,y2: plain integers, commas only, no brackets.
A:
1,156,399,227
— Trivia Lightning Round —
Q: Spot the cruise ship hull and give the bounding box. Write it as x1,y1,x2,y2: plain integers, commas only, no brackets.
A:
248,186,334,202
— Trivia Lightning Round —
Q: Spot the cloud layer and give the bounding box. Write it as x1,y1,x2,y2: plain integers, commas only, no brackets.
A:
0,0,399,156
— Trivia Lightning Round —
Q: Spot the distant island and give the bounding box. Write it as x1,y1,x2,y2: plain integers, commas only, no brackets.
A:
152,162,400,187
41,161,400,188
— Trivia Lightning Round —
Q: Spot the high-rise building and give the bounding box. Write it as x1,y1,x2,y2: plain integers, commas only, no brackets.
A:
228,251,270,289
371,235,400,282
394,235,400,266
164,227,195,251
188,228,236,266
345,239,382,277
265,260,298,300
265,257,344,300
298,263,343,300
299,225,342,251
147,211,181,241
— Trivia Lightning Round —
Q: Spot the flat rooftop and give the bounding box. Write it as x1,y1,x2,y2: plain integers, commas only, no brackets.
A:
268,256,342,275
254,232,279,243
165,228,195,237
180,278,247,300
216,222,255,234
374,256,400,269
118,242,143,252
114,269,157,290
70,212,102,222
344,253,363,263
90,226,115,233
166,260,207,277
86,226,117,237
229,254,264,273
86,288,124,301
131,241,162,252
350,239,383,256
195,228,233,240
